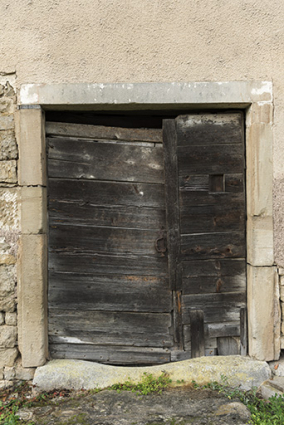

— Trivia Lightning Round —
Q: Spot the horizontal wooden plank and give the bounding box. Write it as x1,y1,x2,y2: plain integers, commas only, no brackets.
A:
182,292,246,324
171,348,217,360
177,144,244,175
49,344,171,365
49,179,165,208
46,121,163,142
175,113,244,146
49,309,173,347
182,259,246,294
48,272,172,312
180,191,244,207
49,224,167,257
180,231,245,259
225,174,244,193
48,138,164,183
180,204,245,234
48,252,168,276
183,322,240,339
49,201,166,230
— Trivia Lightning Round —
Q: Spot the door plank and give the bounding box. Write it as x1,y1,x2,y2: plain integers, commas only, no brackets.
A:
49,201,166,230
180,231,245,259
180,191,244,208
49,309,173,347
190,310,205,358
49,179,165,208
46,121,163,142
175,113,244,146
48,138,164,183
48,272,172,312
49,344,171,365
217,337,240,355
182,259,246,294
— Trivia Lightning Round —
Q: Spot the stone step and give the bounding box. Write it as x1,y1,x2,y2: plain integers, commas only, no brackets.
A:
258,377,284,399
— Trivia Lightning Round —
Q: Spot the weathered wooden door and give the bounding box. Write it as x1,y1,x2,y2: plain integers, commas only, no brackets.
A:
47,111,246,364
163,113,246,358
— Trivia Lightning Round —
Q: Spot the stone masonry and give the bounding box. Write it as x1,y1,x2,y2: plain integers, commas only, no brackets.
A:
0,77,35,388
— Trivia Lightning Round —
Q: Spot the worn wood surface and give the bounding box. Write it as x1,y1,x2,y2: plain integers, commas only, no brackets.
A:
48,272,171,312
182,259,246,294
49,309,173,347
217,337,240,355
48,138,164,183
190,310,205,358
46,121,163,142
240,307,247,356
175,113,244,146
49,344,171,365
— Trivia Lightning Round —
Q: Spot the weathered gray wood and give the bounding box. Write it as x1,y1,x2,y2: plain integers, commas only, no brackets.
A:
49,224,168,257
179,175,209,191
49,201,166,230
190,310,205,358
49,252,168,276
48,272,172,312
180,231,245,259
46,121,163,142
225,174,244,193
175,113,244,146
163,119,180,290
172,290,183,350
180,203,245,234
49,344,171,365
48,138,164,183
217,337,240,355
184,322,240,339
182,292,246,324
183,327,217,352
49,179,165,208
178,144,244,175
49,309,173,347
180,191,244,207
170,348,217,361
240,307,247,356
182,259,246,294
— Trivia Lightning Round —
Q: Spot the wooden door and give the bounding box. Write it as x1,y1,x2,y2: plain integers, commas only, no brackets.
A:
163,112,246,358
47,121,173,365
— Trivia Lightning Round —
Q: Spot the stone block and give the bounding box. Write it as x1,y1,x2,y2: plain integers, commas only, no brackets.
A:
0,188,19,231
0,312,4,325
0,295,15,312
0,114,14,131
0,265,15,296
247,216,274,266
4,366,15,380
0,130,17,160
246,123,273,217
0,160,17,183
0,98,15,114
0,348,18,367
247,265,278,361
5,312,16,326
280,286,284,302
18,234,48,367
21,187,47,234
280,274,284,283
248,102,273,125
258,381,283,399
15,365,35,380
0,380,14,390
0,254,16,265
0,325,17,348
18,108,46,186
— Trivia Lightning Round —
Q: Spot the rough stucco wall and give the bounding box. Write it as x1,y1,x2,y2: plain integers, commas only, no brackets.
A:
0,0,284,263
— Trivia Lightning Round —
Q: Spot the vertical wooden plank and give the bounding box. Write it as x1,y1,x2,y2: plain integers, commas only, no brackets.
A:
190,310,205,358
173,291,183,350
240,307,247,356
217,337,240,355
163,119,180,290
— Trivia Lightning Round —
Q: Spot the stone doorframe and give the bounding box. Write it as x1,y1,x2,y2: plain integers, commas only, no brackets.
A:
16,81,279,367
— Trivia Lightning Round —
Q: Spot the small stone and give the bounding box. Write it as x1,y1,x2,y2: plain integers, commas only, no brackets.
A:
16,408,34,421
0,98,14,114
258,381,283,399
4,366,15,380
0,325,17,348
16,365,35,380
0,348,18,367
0,160,17,183
0,312,4,325
214,402,251,421
0,130,18,160
0,265,15,296
4,82,15,98
0,114,14,131
0,380,14,390
0,295,15,312
5,312,16,326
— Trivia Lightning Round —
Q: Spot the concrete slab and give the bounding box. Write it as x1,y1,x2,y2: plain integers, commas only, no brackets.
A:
33,356,271,392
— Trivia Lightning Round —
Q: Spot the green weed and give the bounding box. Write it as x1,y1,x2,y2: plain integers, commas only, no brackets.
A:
110,372,172,395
